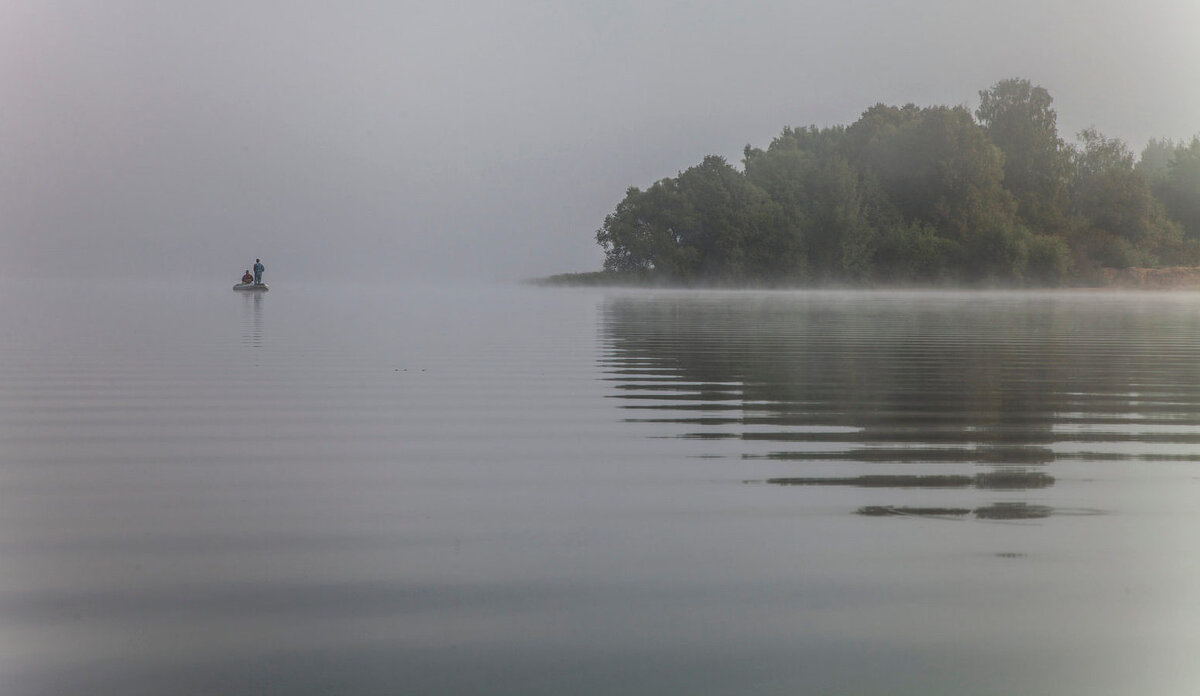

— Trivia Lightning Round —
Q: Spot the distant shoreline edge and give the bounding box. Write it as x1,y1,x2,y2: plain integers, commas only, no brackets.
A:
531,267,1200,290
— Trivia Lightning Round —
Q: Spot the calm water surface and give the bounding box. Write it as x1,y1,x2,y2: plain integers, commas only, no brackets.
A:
2,281,1199,694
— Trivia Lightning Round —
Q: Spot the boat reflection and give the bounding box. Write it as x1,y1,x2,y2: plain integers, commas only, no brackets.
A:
240,291,264,349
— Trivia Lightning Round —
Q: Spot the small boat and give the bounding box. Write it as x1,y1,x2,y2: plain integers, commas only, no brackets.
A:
233,282,269,292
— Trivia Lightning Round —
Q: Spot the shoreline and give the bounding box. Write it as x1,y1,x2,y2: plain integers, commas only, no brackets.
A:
1098,266,1200,289
532,267,1200,291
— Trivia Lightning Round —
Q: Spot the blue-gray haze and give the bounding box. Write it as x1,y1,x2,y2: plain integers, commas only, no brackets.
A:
3,0,1199,283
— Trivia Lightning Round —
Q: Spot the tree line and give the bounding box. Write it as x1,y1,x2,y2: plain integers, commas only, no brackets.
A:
594,79,1200,286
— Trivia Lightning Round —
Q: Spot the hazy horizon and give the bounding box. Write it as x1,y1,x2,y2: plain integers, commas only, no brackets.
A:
4,0,1198,284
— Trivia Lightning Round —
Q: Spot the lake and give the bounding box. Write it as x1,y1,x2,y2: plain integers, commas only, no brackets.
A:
2,281,1199,695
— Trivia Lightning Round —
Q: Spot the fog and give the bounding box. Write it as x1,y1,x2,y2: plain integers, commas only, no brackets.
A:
3,0,1198,283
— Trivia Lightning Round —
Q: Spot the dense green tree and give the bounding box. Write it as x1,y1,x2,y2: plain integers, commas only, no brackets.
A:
596,156,803,282
843,103,924,161
1154,137,1200,239
872,222,961,283
595,180,692,275
850,105,1031,281
1023,231,1073,284
592,79,1197,286
745,129,876,280
1071,128,1171,263
672,156,803,281
1137,138,1179,182
976,79,1072,235
854,105,1014,239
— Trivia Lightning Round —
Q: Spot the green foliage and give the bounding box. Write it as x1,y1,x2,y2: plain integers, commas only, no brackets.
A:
976,79,1072,235
1070,227,1142,270
1137,138,1179,182
594,80,1199,286
1153,137,1200,239
1070,127,1183,267
873,222,961,283
1023,232,1073,285
595,182,691,275
857,105,1012,239
596,156,803,283
744,135,872,280
963,221,1029,282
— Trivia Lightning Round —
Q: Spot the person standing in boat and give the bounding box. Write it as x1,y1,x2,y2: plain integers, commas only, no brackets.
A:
253,258,265,285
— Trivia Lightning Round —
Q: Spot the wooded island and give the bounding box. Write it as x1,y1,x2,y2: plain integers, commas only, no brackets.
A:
571,79,1200,287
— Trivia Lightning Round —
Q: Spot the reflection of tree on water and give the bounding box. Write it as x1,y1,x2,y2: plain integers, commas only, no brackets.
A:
601,293,1200,521
761,471,1054,489
857,503,1054,520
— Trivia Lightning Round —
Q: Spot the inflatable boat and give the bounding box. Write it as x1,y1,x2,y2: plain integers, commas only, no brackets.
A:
233,282,269,292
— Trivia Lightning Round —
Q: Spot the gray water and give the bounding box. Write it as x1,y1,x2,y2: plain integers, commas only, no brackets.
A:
2,281,1199,695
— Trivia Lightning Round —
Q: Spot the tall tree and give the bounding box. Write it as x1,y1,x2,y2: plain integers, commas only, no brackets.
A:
1155,137,1200,239
1137,138,1179,183
850,105,1028,281
976,79,1072,235
595,180,695,276
855,106,1014,238
595,156,803,282
1071,128,1183,266
745,128,875,280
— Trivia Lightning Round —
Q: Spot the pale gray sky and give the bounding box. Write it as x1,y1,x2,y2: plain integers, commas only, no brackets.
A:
3,0,1198,282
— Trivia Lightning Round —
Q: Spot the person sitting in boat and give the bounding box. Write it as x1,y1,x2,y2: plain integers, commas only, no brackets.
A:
241,270,253,284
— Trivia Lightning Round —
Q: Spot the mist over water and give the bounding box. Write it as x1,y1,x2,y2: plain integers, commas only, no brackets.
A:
2,282,1199,694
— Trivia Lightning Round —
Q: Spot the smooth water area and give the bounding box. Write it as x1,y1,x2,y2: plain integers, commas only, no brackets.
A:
2,281,1199,694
